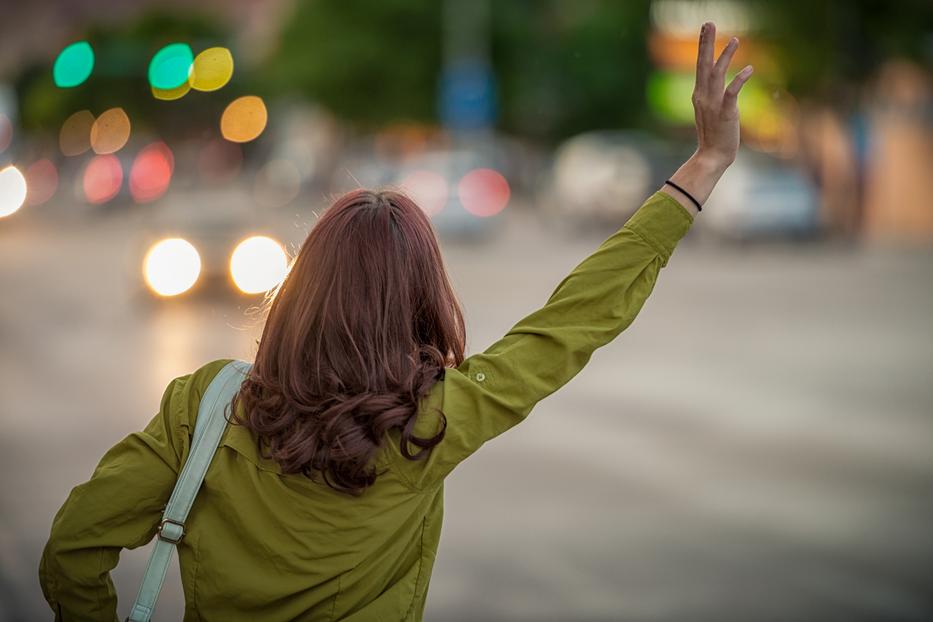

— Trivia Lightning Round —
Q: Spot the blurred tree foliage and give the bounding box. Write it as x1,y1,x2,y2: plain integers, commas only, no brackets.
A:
17,0,929,143
16,10,236,138
269,0,652,142
268,0,931,138
491,1,652,139
748,0,932,101
267,0,444,127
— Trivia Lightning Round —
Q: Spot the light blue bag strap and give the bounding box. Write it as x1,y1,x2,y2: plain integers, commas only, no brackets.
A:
126,360,252,622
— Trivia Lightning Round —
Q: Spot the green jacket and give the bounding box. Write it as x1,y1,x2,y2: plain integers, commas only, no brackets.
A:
39,191,693,621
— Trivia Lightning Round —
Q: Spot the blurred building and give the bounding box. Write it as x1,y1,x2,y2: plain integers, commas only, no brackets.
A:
863,60,933,243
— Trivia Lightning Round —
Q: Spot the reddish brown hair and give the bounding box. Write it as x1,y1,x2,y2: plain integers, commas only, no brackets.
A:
229,189,466,496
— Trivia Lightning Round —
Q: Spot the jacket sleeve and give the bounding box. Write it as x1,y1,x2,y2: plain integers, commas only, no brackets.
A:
37,359,229,621
390,191,694,491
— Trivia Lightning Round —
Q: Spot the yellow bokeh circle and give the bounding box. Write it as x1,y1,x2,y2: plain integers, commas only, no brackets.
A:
152,82,192,101
220,96,268,143
90,107,131,154
190,47,234,92
60,110,95,156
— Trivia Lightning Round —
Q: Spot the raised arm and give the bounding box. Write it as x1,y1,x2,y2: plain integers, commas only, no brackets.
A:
387,22,752,491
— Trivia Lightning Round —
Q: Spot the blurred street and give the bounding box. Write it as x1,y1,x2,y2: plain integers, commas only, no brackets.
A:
2,1,932,618
3,199,932,621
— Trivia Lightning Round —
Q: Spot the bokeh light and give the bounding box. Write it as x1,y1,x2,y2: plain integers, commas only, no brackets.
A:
148,43,194,90
24,159,59,206
647,71,695,124
198,138,242,183
220,96,268,143
458,168,510,217
399,169,449,216
230,236,288,294
59,110,95,156
90,108,131,154
189,47,234,92
82,155,123,204
254,159,301,208
0,166,28,218
152,82,191,101
144,238,201,297
0,114,12,153
53,41,94,88
130,142,174,203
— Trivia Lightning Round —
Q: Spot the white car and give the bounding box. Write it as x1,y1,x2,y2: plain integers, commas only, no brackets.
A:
333,143,512,241
701,149,820,240
541,130,692,230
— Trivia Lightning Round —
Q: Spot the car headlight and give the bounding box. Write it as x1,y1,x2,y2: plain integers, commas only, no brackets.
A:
230,235,288,294
143,238,201,297
0,165,27,218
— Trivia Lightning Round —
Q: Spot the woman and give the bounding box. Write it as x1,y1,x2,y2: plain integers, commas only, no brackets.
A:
40,22,751,621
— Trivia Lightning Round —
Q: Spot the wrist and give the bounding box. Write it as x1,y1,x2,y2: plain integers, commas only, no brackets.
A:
665,150,730,209
661,180,702,218
692,149,732,177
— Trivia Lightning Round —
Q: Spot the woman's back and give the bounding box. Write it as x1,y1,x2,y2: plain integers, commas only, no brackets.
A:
179,360,443,620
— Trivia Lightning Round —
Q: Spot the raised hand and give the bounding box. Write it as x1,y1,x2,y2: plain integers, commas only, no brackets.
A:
692,21,753,169
660,21,754,216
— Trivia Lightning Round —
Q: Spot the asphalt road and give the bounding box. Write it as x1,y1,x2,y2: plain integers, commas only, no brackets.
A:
2,199,932,621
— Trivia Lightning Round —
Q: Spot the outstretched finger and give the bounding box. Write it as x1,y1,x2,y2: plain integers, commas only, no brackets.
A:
713,37,739,92
723,65,754,108
695,22,715,91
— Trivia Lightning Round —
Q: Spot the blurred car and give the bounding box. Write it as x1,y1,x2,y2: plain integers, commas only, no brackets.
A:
130,185,298,300
395,148,512,239
701,149,821,240
540,129,693,230
332,140,513,241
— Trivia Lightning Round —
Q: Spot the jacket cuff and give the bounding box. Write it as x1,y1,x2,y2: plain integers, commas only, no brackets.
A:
623,191,694,267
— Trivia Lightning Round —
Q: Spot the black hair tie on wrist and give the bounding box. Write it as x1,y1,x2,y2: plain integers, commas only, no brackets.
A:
664,179,702,212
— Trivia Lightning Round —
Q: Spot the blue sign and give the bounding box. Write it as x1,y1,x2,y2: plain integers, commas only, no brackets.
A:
438,59,497,130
